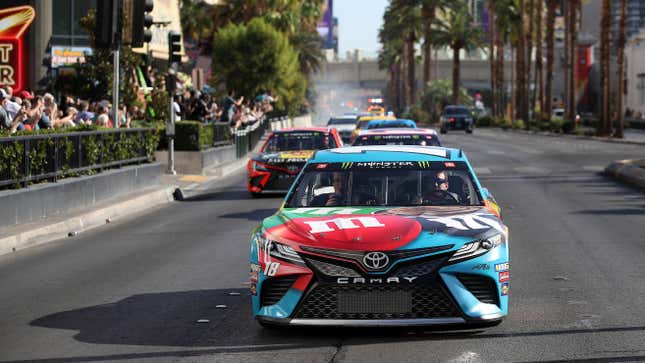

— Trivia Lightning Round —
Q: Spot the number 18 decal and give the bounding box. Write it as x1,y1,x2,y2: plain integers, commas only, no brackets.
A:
264,262,280,276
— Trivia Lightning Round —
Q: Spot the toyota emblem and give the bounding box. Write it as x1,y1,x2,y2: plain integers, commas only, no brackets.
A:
362,252,389,270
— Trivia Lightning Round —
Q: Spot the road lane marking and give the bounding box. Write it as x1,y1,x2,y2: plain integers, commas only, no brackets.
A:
473,167,492,174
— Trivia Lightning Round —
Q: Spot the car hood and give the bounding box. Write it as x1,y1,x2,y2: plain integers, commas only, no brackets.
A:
262,206,506,251
330,124,356,132
252,150,316,165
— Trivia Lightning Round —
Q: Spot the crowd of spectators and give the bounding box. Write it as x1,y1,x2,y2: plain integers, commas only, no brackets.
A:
172,89,277,130
0,86,144,134
0,82,278,135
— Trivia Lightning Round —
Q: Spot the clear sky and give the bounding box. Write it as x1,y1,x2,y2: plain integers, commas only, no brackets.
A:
334,0,389,59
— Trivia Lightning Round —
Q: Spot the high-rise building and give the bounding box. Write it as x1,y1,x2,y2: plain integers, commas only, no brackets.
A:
612,0,645,44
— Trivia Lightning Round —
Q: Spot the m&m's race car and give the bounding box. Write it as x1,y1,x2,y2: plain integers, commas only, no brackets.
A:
250,145,509,327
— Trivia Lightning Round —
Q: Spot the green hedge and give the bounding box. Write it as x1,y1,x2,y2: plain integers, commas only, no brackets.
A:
174,121,214,151
0,126,160,189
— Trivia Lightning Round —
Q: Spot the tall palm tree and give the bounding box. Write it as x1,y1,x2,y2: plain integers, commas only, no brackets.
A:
379,5,406,111
434,4,484,104
615,0,627,138
533,0,544,118
420,0,454,84
488,0,497,116
544,0,558,122
515,0,528,123
599,0,612,136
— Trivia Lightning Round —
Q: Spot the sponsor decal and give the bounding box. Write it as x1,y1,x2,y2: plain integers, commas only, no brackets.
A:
501,282,509,296
418,161,431,168
444,162,456,168
472,263,490,271
499,271,510,282
337,276,418,284
495,262,509,272
355,161,416,168
316,163,328,169
362,251,389,270
250,283,257,295
250,263,260,282
341,162,354,169
303,216,385,234
264,262,280,277
267,157,308,163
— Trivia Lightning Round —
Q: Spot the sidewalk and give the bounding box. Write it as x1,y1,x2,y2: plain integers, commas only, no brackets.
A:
0,157,249,256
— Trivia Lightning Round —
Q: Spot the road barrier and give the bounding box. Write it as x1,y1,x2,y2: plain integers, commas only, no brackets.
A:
0,128,158,189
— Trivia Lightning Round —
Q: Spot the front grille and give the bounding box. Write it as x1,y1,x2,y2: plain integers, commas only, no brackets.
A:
306,258,361,277
456,274,499,306
260,275,298,306
264,172,296,190
391,257,447,278
294,284,460,320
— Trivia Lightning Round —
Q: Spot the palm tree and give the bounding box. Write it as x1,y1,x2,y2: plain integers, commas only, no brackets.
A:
515,0,528,123
599,0,612,136
420,0,455,84
290,31,324,76
615,0,628,138
434,4,484,104
379,5,406,111
488,0,497,116
544,0,558,122
533,0,544,118
390,0,422,106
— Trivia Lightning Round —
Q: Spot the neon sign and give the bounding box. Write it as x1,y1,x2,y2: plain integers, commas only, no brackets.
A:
0,6,36,93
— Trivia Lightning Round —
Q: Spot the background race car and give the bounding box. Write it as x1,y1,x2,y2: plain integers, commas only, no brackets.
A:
353,128,441,147
247,128,343,196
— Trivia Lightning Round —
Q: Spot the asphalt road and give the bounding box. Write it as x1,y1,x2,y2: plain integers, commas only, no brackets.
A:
1,129,644,363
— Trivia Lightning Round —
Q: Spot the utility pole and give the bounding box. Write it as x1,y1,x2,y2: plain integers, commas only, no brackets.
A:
111,0,120,128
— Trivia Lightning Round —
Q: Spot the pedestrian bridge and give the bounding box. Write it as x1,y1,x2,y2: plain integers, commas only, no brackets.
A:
312,58,515,91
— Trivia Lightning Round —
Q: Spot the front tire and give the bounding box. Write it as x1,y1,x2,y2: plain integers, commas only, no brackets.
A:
440,126,447,134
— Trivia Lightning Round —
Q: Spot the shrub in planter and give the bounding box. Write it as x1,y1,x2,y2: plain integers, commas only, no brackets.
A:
174,121,214,151
550,117,564,133
476,115,495,127
511,119,525,130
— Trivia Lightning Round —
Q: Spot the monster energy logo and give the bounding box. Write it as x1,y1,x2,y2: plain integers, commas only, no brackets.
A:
418,161,431,168
341,162,354,169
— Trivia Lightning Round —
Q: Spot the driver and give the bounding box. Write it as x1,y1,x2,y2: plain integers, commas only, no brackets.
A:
310,172,348,207
422,171,460,204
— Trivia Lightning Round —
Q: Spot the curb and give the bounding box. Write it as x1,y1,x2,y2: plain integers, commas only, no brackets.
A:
173,157,248,201
0,187,176,256
604,159,645,190
483,128,645,146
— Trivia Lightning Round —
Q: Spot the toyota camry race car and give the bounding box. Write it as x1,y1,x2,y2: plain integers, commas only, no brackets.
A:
247,128,343,196
250,145,509,327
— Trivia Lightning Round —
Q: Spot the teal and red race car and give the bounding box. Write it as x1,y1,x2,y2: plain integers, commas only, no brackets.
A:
247,127,343,196
250,145,509,327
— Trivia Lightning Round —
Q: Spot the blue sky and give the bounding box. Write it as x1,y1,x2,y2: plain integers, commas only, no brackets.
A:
334,0,389,58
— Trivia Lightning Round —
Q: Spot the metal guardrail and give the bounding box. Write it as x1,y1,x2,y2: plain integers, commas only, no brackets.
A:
0,128,156,189
233,115,289,158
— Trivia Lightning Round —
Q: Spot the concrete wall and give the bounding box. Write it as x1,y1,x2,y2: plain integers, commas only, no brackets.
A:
155,145,236,175
626,31,645,114
0,163,163,229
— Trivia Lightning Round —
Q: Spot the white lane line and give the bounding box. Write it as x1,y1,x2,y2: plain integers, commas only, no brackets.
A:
515,166,549,174
582,165,605,172
486,150,505,155
473,167,492,175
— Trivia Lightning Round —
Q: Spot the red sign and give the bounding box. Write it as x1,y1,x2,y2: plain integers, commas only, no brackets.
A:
0,6,36,93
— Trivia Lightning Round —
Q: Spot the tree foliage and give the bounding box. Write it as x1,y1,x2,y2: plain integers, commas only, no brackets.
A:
211,18,305,114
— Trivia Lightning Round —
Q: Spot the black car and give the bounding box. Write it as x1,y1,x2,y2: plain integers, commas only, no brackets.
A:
439,106,474,134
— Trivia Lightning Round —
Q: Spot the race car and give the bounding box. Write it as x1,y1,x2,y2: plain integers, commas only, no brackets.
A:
351,115,396,143
247,128,343,195
353,128,442,147
327,115,358,143
439,105,475,134
366,119,417,130
250,145,509,327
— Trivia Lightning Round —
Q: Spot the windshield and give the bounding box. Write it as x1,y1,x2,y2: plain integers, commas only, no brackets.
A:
328,118,356,125
357,120,371,129
286,162,482,207
263,132,331,152
353,134,440,146
444,107,470,116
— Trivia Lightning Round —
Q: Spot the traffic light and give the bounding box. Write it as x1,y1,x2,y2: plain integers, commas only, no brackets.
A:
95,0,115,48
168,31,181,67
132,0,154,47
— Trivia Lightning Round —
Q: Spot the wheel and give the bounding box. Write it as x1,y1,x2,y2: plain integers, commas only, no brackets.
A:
250,192,262,198
440,127,447,134
466,127,473,134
